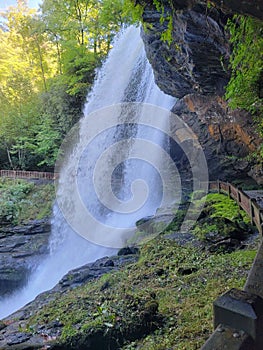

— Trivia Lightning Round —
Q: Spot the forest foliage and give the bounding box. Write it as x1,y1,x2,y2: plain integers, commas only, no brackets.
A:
0,0,140,170
0,178,54,224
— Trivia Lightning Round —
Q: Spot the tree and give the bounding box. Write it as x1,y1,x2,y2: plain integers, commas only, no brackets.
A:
0,0,137,170
0,1,57,169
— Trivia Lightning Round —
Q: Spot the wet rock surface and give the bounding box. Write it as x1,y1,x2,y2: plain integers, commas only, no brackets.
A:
208,0,263,20
148,0,263,19
55,253,138,292
141,1,231,98
0,219,51,296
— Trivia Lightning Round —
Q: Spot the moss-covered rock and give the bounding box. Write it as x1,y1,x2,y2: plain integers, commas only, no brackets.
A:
191,193,254,250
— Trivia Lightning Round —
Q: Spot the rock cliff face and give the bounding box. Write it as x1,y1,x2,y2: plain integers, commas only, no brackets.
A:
0,219,50,295
139,0,262,183
208,0,263,20
148,0,263,19
141,1,231,98
172,94,262,183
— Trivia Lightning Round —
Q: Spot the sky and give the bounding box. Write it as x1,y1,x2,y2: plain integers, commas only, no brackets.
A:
0,0,42,11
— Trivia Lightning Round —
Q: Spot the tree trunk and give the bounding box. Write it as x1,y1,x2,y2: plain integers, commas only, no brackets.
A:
36,39,47,92
6,148,13,169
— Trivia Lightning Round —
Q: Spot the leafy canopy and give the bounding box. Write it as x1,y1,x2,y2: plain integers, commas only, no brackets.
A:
0,0,137,170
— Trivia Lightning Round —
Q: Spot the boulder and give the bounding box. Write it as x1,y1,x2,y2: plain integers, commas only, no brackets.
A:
56,254,138,291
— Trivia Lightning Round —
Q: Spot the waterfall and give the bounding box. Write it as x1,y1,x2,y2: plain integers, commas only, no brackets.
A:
0,25,176,319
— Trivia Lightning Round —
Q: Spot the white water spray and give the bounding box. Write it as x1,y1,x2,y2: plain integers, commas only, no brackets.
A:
0,26,175,319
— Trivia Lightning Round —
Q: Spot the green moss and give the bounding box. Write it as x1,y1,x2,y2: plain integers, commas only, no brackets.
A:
225,15,263,116
121,244,256,350
27,236,256,349
189,193,253,240
206,193,250,223
19,183,55,222
61,325,78,341
162,204,188,233
160,14,173,45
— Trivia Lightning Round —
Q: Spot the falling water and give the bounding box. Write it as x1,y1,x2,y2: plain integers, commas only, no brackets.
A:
0,26,175,319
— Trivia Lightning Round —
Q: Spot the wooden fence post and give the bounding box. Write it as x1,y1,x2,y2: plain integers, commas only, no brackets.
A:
227,182,231,197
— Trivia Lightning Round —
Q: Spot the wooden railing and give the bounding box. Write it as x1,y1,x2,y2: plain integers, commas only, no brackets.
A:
202,181,263,350
0,170,57,180
208,181,263,235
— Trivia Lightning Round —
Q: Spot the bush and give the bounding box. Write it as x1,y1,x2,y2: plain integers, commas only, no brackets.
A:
0,179,54,225
0,179,34,224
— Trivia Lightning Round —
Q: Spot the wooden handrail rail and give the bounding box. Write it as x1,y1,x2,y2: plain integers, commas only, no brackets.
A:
202,180,263,350
0,170,58,180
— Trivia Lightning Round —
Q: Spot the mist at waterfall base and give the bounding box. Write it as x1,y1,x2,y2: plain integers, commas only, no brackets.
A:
0,26,176,319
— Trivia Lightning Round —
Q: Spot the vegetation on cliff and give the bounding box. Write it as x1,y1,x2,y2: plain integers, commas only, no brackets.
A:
226,16,263,115
0,178,54,225
225,15,263,160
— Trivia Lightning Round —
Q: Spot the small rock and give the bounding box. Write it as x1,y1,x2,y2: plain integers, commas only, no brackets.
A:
117,247,139,256
233,331,241,338
104,259,114,267
49,320,63,328
143,300,159,319
156,268,165,276
178,267,198,276
6,332,31,345
0,322,6,331
100,281,110,291
208,238,240,253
